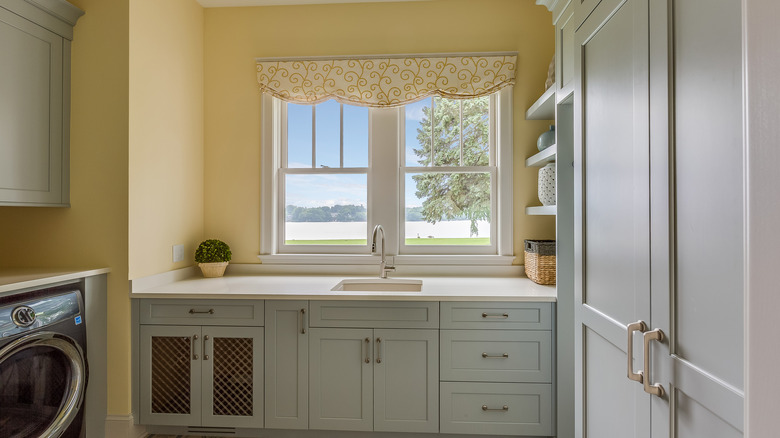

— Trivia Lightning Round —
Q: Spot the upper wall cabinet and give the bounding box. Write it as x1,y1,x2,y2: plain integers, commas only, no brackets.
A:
0,0,83,207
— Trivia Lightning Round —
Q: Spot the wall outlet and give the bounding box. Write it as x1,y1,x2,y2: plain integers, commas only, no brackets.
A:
172,244,184,263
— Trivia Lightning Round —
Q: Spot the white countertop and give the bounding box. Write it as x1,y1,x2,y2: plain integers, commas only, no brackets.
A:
131,272,556,302
0,268,111,295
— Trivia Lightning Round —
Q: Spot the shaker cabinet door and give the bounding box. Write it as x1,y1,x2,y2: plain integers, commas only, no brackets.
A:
265,301,309,429
309,328,373,431
373,329,439,433
0,7,66,205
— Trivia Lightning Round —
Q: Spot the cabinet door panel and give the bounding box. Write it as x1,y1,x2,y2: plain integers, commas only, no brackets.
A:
139,325,202,426
0,7,63,204
374,329,438,433
202,326,264,428
650,0,745,436
574,0,651,436
265,301,308,429
309,328,373,431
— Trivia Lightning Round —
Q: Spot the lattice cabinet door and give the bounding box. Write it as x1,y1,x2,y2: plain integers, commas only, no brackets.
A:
139,325,203,426
201,326,264,428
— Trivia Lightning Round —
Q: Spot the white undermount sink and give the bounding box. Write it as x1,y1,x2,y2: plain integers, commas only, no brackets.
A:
331,278,423,292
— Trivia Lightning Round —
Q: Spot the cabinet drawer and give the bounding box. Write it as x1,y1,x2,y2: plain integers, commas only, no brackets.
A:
139,299,264,326
440,302,552,330
441,330,552,383
440,382,552,436
309,301,438,328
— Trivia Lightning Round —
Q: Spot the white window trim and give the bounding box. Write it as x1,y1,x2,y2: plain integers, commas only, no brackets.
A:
260,87,514,271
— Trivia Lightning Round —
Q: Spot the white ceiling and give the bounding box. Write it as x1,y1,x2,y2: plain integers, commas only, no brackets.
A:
196,0,428,7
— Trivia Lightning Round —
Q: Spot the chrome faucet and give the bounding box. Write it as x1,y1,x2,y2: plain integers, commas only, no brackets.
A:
371,225,395,279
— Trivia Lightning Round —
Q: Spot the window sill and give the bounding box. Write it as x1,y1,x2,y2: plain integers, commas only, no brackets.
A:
255,254,522,277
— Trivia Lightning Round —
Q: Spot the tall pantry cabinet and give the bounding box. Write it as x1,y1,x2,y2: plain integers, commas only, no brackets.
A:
568,0,744,436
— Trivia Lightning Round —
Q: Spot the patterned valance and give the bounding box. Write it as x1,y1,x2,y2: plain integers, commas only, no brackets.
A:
256,53,517,108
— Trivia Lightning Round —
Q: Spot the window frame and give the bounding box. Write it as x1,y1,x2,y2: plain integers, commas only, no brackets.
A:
260,87,514,266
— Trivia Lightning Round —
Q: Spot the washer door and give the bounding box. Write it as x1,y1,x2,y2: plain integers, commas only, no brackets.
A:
0,332,86,438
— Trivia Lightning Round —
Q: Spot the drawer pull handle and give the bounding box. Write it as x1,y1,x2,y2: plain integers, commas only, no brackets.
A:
482,352,509,358
376,337,382,364
192,334,199,360
203,335,210,360
482,312,509,319
189,309,214,315
300,308,307,334
364,337,371,364
482,405,509,412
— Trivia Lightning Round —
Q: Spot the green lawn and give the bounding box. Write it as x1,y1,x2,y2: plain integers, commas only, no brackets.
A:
285,237,490,246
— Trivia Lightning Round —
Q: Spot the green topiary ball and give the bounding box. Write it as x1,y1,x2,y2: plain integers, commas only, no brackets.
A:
195,239,232,263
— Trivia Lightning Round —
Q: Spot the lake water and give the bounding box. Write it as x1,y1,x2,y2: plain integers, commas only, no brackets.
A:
285,220,490,240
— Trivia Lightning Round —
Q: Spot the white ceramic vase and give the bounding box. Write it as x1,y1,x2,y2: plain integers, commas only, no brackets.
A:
538,163,556,206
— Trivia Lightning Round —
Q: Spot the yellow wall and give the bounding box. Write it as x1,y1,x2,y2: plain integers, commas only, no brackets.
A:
129,0,205,279
0,0,553,420
203,0,556,261
0,0,131,415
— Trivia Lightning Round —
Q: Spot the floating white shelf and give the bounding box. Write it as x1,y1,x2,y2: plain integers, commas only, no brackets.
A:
525,144,557,167
525,87,556,120
526,205,557,216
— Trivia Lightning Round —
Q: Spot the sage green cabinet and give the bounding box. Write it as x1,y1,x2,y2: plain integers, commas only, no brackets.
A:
139,324,264,428
307,300,439,434
309,328,373,431
308,327,439,433
265,301,309,429
0,0,82,206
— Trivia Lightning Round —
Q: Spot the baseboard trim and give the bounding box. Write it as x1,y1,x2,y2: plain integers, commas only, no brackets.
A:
105,414,146,438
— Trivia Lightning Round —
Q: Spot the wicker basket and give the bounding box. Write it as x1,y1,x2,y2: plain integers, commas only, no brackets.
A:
524,240,556,285
198,262,229,278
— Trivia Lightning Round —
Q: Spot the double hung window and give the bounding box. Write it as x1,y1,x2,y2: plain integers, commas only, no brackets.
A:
261,88,513,260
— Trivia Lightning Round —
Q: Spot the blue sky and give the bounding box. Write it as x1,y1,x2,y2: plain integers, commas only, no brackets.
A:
285,98,433,209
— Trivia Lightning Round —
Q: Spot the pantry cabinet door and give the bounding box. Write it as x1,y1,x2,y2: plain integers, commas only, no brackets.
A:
373,329,439,433
309,328,373,431
139,325,202,426
649,0,745,436
573,0,652,436
201,326,264,428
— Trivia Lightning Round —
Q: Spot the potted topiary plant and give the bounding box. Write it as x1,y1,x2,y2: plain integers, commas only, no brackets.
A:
195,239,232,278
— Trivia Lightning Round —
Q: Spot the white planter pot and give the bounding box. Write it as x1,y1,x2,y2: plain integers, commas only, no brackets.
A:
198,261,229,278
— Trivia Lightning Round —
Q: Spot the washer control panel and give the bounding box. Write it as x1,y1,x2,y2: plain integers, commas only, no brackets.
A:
0,290,81,338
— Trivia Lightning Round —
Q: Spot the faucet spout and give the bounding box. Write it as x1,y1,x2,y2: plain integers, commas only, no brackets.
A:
371,225,395,279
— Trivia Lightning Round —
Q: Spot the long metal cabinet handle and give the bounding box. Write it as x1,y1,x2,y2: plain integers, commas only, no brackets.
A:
482,405,509,412
364,337,371,364
189,308,214,315
643,328,665,397
203,335,210,360
192,334,199,360
376,338,382,364
300,308,307,334
482,312,509,319
482,352,509,358
626,321,647,383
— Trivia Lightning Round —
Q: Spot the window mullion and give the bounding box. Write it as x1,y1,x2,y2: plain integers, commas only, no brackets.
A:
459,100,464,166
430,97,435,167
340,103,344,168
311,105,316,168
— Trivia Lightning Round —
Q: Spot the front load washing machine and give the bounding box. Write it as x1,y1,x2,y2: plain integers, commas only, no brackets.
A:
0,284,88,438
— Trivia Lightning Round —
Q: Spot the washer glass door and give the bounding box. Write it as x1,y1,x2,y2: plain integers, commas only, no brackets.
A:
0,332,86,438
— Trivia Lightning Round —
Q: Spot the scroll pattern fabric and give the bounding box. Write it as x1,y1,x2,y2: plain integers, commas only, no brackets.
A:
256,54,516,107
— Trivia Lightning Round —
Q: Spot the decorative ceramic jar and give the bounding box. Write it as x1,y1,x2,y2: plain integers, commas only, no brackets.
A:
538,162,556,206
537,125,555,151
